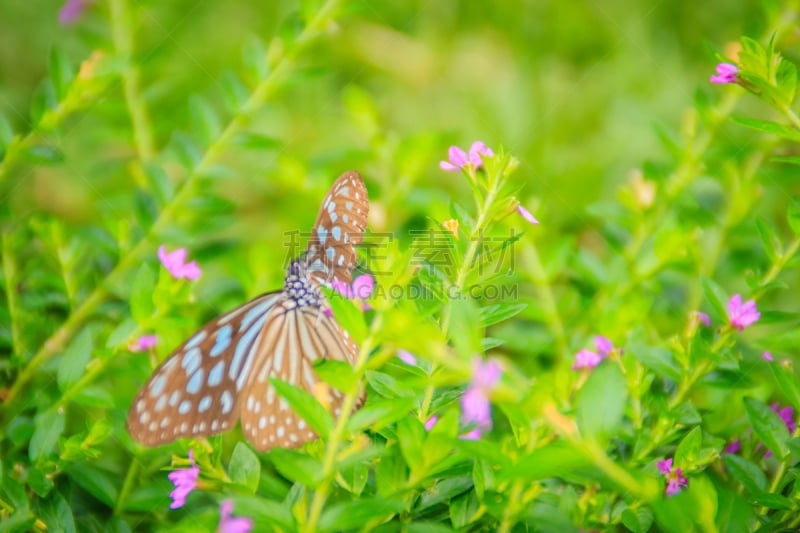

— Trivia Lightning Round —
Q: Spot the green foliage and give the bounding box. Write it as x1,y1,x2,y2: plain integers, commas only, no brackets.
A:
2,1,800,532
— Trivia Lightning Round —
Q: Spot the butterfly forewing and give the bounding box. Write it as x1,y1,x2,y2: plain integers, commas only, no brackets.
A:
240,300,359,451
127,292,283,445
306,171,369,286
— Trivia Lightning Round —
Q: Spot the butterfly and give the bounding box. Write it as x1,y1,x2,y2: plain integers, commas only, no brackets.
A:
127,171,368,452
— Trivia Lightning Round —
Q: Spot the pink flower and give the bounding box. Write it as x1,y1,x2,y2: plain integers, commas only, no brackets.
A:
694,311,711,327
218,500,253,533
440,141,494,171
158,246,202,281
763,351,774,362
710,63,738,84
167,450,199,509
130,335,157,352
397,349,417,366
59,0,88,25
771,403,796,434
459,428,482,440
518,205,539,225
460,358,502,431
424,415,438,431
594,336,614,357
572,349,603,370
727,294,759,331
657,458,688,497
327,274,374,317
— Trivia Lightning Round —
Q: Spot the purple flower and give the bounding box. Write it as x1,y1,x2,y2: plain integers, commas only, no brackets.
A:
130,335,157,352
158,246,202,281
763,351,774,362
397,349,417,366
460,358,502,431
218,500,253,533
518,205,539,225
694,311,711,327
424,415,438,431
771,403,796,434
657,458,688,497
723,440,741,455
594,336,614,357
710,63,738,84
440,141,494,171
728,294,759,331
167,450,199,509
59,0,88,25
572,349,603,370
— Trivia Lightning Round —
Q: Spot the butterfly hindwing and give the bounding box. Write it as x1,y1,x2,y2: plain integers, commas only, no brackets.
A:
306,170,369,286
240,301,359,451
127,292,283,446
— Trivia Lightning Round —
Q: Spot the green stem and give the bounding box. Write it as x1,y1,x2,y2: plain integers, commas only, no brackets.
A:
114,459,140,515
303,312,383,532
1,234,24,359
110,0,155,160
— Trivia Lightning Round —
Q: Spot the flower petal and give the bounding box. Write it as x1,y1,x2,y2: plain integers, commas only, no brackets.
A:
517,205,539,225
352,274,374,299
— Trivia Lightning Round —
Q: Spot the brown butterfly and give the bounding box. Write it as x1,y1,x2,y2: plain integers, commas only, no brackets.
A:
127,171,368,452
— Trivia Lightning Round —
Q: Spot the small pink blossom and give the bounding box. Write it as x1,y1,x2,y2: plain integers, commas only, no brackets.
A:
727,294,760,331
710,63,738,84
657,458,688,497
518,205,539,225
572,349,603,370
424,415,438,431
167,450,199,509
59,0,88,25
460,358,502,431
130,335,157,352
397,349,417,366
695,311,711,327
459,428,482,440
158,246,202,281
763,351,774,362
218,500,253,533
723,440,741,455
440,141,494,171
594,336,614,357
332,274,374,301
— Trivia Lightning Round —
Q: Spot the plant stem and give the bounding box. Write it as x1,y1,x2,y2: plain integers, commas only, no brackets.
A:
1,233,24,359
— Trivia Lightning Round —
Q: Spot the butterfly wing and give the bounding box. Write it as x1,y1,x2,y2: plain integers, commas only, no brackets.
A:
127,292,283,446
305,170,369,286
239,302,359,452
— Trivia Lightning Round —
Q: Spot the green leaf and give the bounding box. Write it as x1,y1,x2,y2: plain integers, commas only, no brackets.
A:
66,465,118,506
479,303,527,327
234,495,296,531
29,409,65,460
346,397,416,433
755,217,782,262
771,155,800,166
220,70,249,111
768,363,800,411
228,442,260,493
449,297,483,358
724,454,767,494
700,276,729,322
268,448,321,487
317,498,404,532
233,132,281,150
395,416,425,473
788,199,800,236
130,264,156,323
674,426,702,468
621,506,654,533
49,47,74,101
731,116,800,141
629,341,681,380
775,56,797,107
743,397,791,459
497,441,592,481
750,492,793,510
106,318,138,349
242,35,269,81
313,359,358,394
142,163,174,206
30,80,58,124
576,362,627,440
189,95,221,145
38,490,76,533
25,466,54,497
270,378,333,439
0,113,14,148
57,328,94,392
321,287,367,344
169,131,201,170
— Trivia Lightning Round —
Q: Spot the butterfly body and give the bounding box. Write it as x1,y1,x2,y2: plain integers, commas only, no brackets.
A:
127,171,368,452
